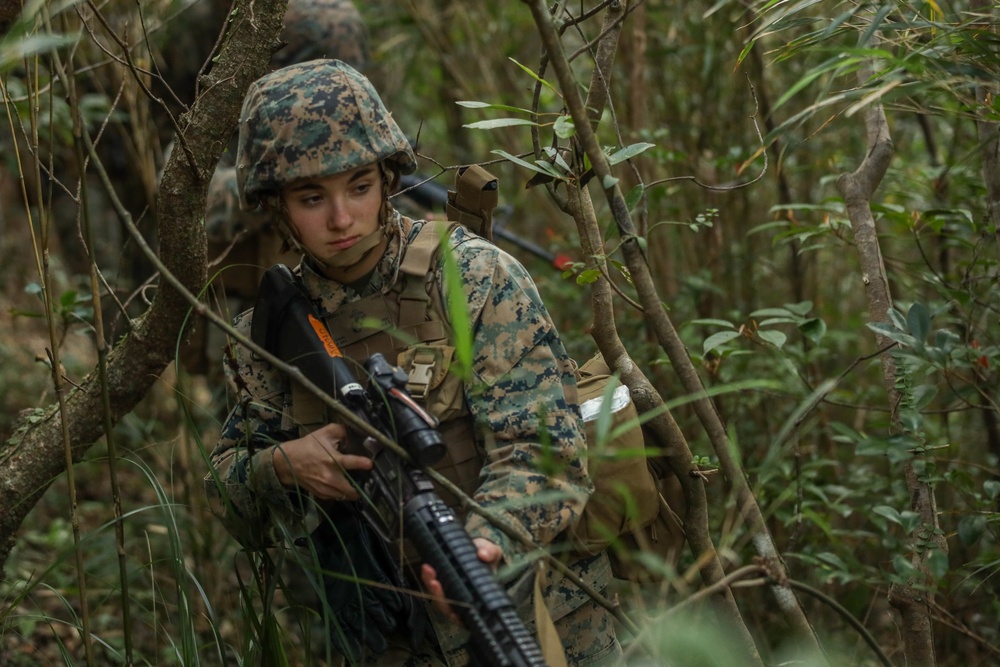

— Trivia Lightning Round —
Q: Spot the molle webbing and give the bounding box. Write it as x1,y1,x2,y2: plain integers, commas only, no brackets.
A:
321,220,456,368
446,165,498,242
289,221,484,508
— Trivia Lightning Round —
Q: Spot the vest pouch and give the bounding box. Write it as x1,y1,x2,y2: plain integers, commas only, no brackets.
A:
396,344,480,508
569,354,660,557
395,343,484,566
607,466,686,583
397,343,467,424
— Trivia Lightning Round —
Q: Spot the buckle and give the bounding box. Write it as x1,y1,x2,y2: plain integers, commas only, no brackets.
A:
406,360,435,399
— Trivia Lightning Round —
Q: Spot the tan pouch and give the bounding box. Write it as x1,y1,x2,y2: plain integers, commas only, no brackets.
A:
397,343,467,423
569,354,660,556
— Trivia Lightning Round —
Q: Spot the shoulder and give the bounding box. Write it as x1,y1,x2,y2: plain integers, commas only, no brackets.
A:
233,307,255,333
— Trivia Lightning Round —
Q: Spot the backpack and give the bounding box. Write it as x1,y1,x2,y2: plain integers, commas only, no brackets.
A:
439,165,685,579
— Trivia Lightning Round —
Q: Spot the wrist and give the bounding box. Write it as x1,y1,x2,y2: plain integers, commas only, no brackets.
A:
270,443,293,488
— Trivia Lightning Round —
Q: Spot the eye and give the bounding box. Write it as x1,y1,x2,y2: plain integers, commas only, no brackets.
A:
296,192,323,207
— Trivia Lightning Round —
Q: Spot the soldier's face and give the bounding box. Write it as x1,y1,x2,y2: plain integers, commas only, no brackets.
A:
281,164,383,274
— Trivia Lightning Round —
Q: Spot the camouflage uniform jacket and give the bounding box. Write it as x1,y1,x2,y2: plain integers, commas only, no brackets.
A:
205,211,614,661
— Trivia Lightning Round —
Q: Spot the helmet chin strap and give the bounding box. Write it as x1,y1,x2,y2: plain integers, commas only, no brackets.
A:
325,225,386,268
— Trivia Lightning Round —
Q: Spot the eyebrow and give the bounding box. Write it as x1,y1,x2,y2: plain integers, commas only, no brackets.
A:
286,167,377,193
348,167,376,183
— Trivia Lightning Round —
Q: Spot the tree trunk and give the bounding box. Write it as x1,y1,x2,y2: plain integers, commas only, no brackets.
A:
0,0,289,579
836,53,942,667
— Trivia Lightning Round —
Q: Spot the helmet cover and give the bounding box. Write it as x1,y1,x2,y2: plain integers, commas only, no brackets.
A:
236,59,416,209
273,0,370,71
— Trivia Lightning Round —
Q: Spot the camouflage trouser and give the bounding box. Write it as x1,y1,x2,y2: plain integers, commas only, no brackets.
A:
557,596,623,666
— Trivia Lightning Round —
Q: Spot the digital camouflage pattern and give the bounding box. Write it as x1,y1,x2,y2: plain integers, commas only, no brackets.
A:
236,59,416,210
273,0,370,71
205,214,621,665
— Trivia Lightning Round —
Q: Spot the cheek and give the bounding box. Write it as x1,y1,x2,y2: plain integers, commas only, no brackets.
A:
287,209,325,238
358,195,384,230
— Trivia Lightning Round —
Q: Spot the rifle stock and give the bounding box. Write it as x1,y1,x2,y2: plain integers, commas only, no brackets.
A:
253,264,548,667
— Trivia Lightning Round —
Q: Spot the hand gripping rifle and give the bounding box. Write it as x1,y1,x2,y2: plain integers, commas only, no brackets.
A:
252,264,548,667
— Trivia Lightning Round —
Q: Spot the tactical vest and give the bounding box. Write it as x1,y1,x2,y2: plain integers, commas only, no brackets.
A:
288,167,676,575
290,218,485,514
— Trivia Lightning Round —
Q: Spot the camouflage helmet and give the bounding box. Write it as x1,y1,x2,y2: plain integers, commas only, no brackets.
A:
272,0,370,71
236,59,416,210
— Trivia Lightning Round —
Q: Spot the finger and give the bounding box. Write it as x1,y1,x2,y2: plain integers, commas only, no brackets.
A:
333,453,374,472
317,422,348,439
472,538,503,570
421,564,460,623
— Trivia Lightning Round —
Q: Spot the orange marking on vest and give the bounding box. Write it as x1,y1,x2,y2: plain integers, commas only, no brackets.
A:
308,314,342,358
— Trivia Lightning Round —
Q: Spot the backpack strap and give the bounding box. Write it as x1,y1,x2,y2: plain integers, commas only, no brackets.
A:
398,219,452,327
446,164,498,241
397,219,459,396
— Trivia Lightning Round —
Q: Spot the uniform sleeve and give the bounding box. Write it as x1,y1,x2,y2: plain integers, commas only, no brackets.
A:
446,235,593,558
203,310,306,548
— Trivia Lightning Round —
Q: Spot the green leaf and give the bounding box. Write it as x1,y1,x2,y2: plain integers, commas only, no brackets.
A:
440,239,472,380
1,34,78,70
492,150,559,178
912,384,938,411
926,548,948,580
456,101,536,115
757,330,787,349
957,515,987,547
607,142,655,165
554,115,576,139
773,54,866,111
983,480,1000,500
757,317,799,327
892,554,917,579
59,290,79,309
531,159,567,179
750,307,794,319
703,331,742,355
687,318,735,329
602,175,619,189
576,269,601,285
888,307,907,332
907,302,931,344
785,300,814,317
934,329,960,353
899,511,921,535
815,551,849,573
867,322,917,348
463,118,537,130
508,58,560,96
624,184,645,212
799,318,826,343
872,505,901,525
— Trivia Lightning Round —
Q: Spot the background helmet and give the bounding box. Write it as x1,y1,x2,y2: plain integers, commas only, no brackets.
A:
236,59,416,210
273,0,370,71
205,166,270,242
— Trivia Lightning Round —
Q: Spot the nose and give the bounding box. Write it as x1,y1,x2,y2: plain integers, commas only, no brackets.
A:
326,195,352,231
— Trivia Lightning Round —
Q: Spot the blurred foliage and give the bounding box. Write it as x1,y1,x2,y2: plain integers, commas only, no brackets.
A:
1,0,998,665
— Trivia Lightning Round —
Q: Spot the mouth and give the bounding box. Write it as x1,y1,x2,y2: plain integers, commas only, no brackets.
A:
330,236,359,251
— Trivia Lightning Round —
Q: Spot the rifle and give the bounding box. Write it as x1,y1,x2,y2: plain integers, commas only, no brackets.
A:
398,173,573,271
251,264,548,667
